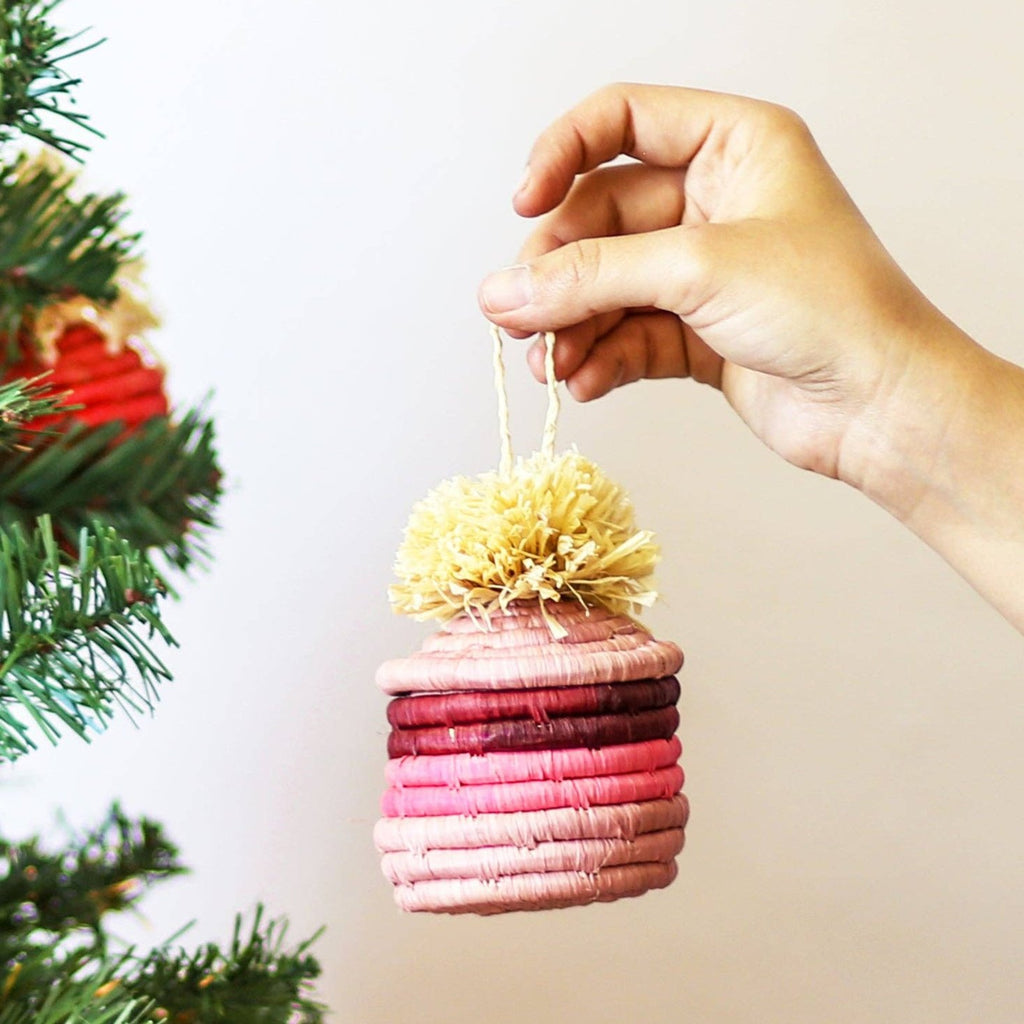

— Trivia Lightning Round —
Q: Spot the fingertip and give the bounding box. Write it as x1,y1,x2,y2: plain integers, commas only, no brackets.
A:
512,158,573,218
478,265,533,317
526,338,548,382
512,163,549,217
565,374,598,402
565,366,612,403
512,189,549,219
512,165,533,214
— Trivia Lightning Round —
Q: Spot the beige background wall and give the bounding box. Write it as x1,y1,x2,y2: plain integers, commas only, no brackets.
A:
3,0,1023,1021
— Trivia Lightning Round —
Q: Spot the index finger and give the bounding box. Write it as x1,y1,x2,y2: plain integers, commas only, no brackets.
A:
514,83,751,218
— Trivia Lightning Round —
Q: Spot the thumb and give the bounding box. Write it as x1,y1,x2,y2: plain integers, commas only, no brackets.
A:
478,224,717,333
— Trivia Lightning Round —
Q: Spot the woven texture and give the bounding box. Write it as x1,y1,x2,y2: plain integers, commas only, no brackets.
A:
387,705,680,757
375,602,688,914
4,323,168,429
381,765,684,817
392,861,679,914
387,675,680,727
373,795,690,852
385,737,682,787
381,828,685,884
376,603,683,694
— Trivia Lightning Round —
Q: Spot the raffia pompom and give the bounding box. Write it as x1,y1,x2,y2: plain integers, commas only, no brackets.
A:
389,450,660,632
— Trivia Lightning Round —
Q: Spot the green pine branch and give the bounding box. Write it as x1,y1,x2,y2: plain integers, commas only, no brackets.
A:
0,374,69,449
0,0,101,159
0,809,324,1022
0,953,150,1024
127,908,326,1023
0,805,181,1019
0,153,138,355
0,405,221,571
0,516,174,762
0,918,324,1024
0,804,185,948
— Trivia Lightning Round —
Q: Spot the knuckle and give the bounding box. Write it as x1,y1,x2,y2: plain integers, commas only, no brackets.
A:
759,101,813,141
593,81,629,104
561,238,602,292
658,225,715,317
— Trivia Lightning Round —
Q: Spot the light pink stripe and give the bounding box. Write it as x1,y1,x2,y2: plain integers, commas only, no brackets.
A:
377,640,683,694
376,603,683,694
373,796,690,852
380,828,684,884
380,765,683,817
392,861,678,914
385,737,682,787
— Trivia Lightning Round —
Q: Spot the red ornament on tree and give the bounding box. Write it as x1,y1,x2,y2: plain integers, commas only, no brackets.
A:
4,321,168,431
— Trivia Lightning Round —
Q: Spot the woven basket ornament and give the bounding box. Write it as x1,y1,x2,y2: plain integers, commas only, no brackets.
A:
375,330,687,914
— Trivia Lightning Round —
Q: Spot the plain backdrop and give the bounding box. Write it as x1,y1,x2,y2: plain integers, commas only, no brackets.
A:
2,1,1024,1021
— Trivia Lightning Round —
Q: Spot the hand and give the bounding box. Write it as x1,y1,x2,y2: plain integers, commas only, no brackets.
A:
480,83,1024,635
478,83,959,483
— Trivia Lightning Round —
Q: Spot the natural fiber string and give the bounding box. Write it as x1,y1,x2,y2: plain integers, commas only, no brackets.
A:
540,331,559,460
491,325,561,470
491,324,514,476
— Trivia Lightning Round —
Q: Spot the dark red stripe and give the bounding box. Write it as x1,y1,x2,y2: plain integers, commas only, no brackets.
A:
387,705,680,757
387,676,680,728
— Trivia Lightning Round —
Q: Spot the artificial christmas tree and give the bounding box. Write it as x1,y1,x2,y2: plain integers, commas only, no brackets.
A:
0,2,323,1017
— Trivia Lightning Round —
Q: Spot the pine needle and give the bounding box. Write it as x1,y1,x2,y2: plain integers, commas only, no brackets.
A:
0,808,324,1022
0,404,222,571
0,374,71,450
0,804,185,941
0,516,174,762
0,153,137,353
128,907,325,1023
0,0,102,159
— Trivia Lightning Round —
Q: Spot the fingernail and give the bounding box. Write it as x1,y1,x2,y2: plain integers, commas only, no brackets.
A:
480,265,533,313
514,164,531,198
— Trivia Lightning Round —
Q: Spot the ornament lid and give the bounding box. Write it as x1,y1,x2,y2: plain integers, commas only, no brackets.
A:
376,600,683,694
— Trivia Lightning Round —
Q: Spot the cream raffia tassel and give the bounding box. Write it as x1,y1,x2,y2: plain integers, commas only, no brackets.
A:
388,328,660,634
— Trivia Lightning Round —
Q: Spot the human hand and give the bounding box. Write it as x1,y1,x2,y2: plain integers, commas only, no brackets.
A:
478,83,962,483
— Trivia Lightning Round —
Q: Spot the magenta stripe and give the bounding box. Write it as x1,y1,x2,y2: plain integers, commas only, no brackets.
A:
380,765,684,817
385,737,682,787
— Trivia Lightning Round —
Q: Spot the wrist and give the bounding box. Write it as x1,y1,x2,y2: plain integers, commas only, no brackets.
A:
838,312,989,522
839,313,1024,630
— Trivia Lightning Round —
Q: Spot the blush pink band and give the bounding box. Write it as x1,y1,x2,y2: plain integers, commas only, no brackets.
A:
373,795,690,853
376,603,683,694
391,860,679,914
380,765,684,817
385,737,682,788
380,827,685,884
